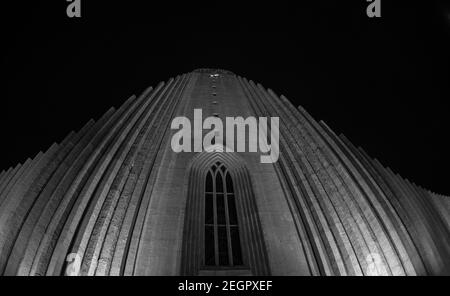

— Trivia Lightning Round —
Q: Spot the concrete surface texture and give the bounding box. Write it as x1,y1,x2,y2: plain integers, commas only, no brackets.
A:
0,69,449,276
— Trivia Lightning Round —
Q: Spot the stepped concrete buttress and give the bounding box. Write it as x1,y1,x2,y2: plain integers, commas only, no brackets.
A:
0,69,449,276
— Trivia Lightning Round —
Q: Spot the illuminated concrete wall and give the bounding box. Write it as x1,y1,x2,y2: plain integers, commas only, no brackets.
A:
0,69,448,276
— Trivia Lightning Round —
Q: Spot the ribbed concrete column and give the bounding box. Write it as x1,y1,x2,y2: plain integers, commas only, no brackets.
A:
0,69,448,276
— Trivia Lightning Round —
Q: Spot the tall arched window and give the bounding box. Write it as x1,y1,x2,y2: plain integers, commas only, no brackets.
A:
204,162,243,267
181,153,270,275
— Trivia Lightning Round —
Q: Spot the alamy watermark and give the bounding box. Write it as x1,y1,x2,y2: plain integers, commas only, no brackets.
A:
170,109,280,164
66,0,81,18
65,253,81,276
366,0,381,18
66,1,381,19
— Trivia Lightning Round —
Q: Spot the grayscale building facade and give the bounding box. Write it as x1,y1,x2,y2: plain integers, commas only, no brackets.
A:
0,69,449,276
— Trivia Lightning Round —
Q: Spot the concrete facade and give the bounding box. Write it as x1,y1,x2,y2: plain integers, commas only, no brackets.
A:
0,69,449,275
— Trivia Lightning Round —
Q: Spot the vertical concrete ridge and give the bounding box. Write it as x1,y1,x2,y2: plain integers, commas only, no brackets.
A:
129,73,192,275
253,84,348,275
0,133,75,273
296,114,409,276
333,132,422,275
0,70,447,276
108,81,185,275
44,85,161,276
389,169,447,274
110,78,185,274
360,139,448,275
4,121,95,276
0,133,73,275
85,82,170,276
0,166,16,198
76,80,175,276
102,76,191,276
0,140,64,274
28,94,142,276
87,80,181,275
374,159,436,274
0,159,33,207
16,106,120,275
402,180,450,274
428,192,450,232
0,171,5,186
122,75,188,274
237,74,449,276
272,89,393,275
238,76,338,275
70,80,175,276
0,152,46,210
334,131,450,275
237,76,336,275
244,77,362,275
300,118,411,276
275,93,372,276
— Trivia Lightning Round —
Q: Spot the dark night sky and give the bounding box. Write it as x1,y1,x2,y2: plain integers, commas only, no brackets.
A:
1,1,450,195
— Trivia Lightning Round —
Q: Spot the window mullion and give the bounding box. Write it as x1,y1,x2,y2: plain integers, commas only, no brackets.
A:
213,172,219,266
223,172,234,266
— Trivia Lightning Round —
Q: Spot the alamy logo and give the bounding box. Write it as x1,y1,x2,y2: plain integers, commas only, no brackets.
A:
65,253,81,276
366,0,381,18
66,0,81,18
170,109,280,164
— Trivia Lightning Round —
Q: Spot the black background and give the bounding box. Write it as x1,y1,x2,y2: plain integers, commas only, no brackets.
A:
0,276,445,295
2,1,450,195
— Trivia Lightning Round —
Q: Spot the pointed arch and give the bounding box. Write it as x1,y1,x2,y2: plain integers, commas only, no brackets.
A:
180,151,270,275
204,162,243,267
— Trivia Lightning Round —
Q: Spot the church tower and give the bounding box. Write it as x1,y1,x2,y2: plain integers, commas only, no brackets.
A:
0,69,448,276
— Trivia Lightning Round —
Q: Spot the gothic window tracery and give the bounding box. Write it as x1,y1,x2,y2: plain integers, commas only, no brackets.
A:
204,162,243,267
